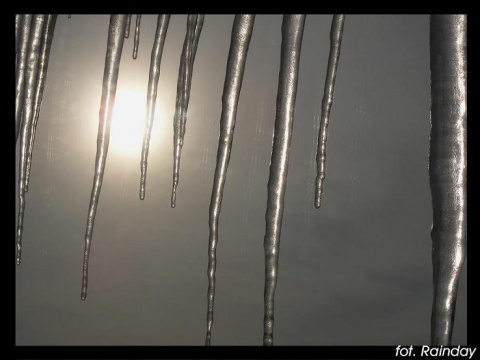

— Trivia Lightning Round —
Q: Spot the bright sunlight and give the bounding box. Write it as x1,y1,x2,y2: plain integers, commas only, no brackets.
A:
110,88,163,154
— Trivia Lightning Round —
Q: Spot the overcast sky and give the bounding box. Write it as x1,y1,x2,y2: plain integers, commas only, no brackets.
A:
15,14,467,345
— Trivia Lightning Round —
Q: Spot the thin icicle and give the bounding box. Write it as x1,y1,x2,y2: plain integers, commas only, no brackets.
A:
16,15,46,265
263,14,305,346
139,14,170,200
25,14,57,193
15,14,32,143
133,14,142,59
171,14,205,208
15,14,21,54
180,15,204,145
81,15,127,300
429,15,467,346
205,14,255,346
314,14,345,209
125,14,132,38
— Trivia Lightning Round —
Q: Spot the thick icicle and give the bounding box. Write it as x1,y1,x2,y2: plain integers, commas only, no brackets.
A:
125,15,132,38
16,15,46,265
263,14,305,346
205,14,255,346
133,14,142,59
25,14,58,192
171,14,205,207
81,15,127,300
15,14,32,143
314,14,345,208
429,15,467,345
139,15,171,200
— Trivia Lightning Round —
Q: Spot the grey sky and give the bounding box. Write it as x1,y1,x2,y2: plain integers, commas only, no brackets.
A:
15,14,467,345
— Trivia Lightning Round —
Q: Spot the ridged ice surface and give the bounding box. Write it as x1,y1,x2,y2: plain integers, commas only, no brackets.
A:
16,15,46,265
81,15,127,300
205,14,255,346
429,14,467,346
314,14,345,208
125,15,132,38
171,14,205,208
133,15,142,59
263,14,305,346
139,15,171,200
25,14,58,192
15,14,32,143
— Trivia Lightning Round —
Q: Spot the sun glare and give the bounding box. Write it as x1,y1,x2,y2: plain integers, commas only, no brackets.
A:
110,88,162,154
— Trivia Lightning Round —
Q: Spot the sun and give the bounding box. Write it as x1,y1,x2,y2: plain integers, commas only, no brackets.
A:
110,88,162,155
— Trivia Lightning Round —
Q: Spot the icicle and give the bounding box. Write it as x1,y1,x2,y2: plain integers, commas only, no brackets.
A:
81,15,127,300
205,14,255,346
15,14,32,143
25,14,57,193
125,14,132,38
15,14,21,54
16,15,46,265
314,14,345,209
180,15,204,145
67,14,71,19
263,14,305,346
133,14,142,59
171,14,205,208
139,15,171,200
429,15,467,346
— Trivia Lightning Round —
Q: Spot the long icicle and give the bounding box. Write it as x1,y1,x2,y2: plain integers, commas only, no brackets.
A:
15,14,32,143
314,14,345,208
205,14,255,346
81,15,127,300
132,14,142,59
16,15,46,265
25,14,58,193
125,15,132,38
263,14,305,346
139,14,171,200
429,15,467,345
171,14,205,208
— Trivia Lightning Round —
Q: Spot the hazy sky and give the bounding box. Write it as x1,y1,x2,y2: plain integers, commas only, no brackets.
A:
15,14,467,345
